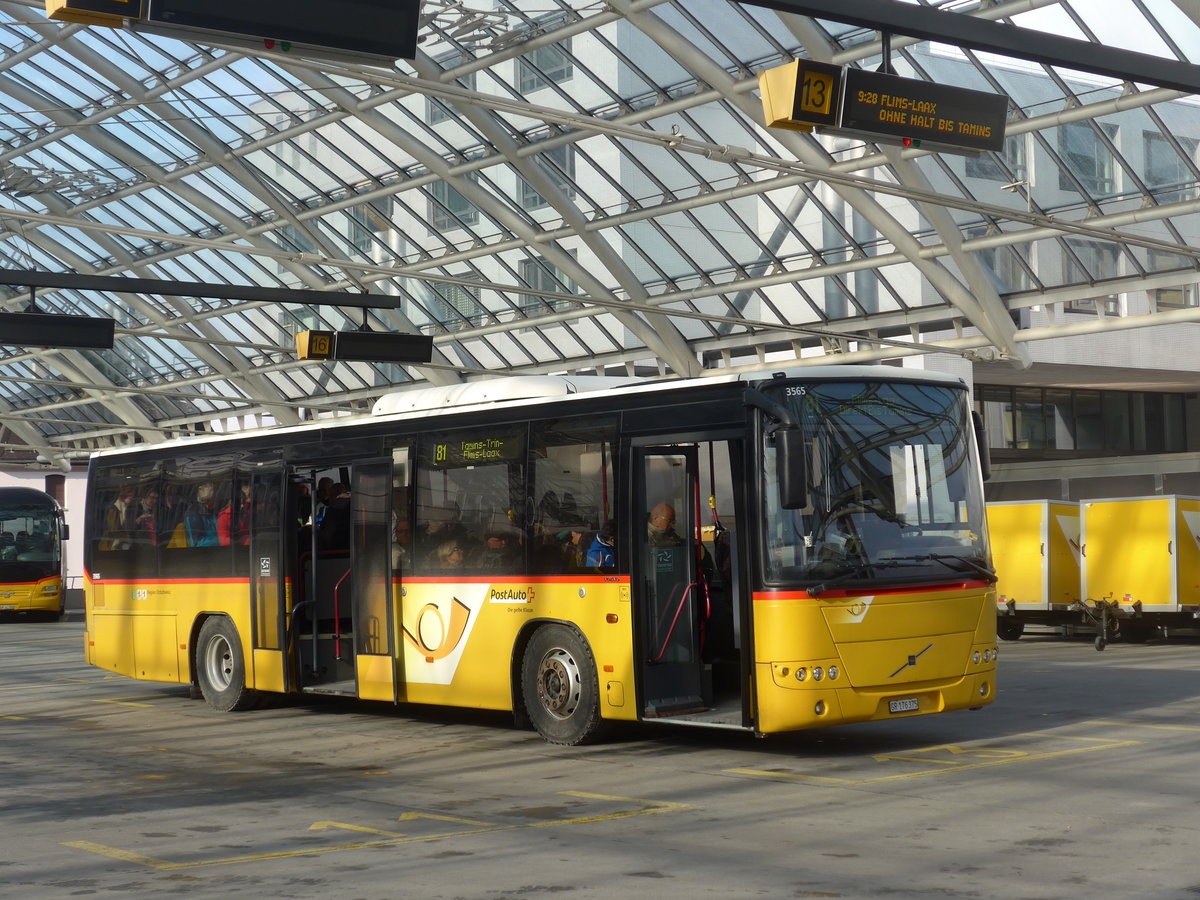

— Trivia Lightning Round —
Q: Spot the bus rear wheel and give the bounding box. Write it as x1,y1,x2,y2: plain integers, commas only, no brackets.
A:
195,617,258,712
521,624,607,746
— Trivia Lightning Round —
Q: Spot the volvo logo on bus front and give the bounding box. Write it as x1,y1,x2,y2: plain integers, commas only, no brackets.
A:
889,643,933,679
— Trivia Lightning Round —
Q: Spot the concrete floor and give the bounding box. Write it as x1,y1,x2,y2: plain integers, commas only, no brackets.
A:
2,616,1198,899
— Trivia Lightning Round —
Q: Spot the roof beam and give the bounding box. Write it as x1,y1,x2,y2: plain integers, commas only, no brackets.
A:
740,0,1200,93
0,269,396,309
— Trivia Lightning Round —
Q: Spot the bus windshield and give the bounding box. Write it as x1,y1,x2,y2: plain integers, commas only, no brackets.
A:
0,502,61,579
761,379,991,590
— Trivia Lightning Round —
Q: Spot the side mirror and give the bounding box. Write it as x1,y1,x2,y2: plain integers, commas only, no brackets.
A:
61,523,70,541
971,410,991,482
775,425,808,509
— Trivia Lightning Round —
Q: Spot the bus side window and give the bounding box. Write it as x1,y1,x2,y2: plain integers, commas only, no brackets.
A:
531,417,618,574
416,427,527,574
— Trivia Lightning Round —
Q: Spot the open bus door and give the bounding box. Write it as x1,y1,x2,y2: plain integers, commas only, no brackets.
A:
633,439,750,729
635,445,707,718
289,459,395,699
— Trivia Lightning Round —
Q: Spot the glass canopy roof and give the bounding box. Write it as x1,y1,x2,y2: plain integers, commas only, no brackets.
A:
1,0,1199,468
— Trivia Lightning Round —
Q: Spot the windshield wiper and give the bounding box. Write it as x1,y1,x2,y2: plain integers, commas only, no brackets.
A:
807,558,927,596
884,553,997,583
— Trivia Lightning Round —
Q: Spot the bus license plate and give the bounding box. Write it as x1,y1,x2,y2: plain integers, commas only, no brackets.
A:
889,698,919,713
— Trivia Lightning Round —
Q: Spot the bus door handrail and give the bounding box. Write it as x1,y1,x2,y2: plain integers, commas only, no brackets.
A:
332,569,351,661
649,581,699,664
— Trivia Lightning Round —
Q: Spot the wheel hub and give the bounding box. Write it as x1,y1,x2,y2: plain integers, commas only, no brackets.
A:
536,649,580,719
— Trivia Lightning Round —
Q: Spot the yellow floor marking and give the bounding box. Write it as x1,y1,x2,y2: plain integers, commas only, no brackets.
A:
727,739,1141,786
66,842,174,870
310,811,493,838
310,822,407,838
1091,720,1200,733
0,714,27,720
92,697,157,708
66,792,694,871
395,811,493,826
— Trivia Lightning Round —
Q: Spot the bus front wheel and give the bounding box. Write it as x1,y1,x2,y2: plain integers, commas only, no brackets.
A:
195,617,258,712
521,624,607,746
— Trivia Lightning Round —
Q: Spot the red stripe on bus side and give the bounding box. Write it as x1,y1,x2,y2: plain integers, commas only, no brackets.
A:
754,580,990,601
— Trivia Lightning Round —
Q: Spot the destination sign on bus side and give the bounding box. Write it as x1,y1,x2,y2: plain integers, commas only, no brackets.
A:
840,68,1007,152
423,432,524,467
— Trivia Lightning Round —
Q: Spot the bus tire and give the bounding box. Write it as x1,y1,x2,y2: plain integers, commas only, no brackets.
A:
521,624,607,746
195,616,258,712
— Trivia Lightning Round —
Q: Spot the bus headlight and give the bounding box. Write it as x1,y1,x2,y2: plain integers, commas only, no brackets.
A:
973,651,981,664
812,667,824,681
827,666,838,680
794,668,807,682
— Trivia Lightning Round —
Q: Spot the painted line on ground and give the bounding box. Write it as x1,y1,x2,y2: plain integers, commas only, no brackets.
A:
65,792,694,871
726,735,1141,785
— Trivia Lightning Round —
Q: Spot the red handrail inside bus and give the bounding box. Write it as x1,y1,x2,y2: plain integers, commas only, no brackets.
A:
650,581,698,663
332,569,351,660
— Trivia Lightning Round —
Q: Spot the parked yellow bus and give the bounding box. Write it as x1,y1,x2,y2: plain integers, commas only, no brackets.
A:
0,487,68,619
83,367,997,743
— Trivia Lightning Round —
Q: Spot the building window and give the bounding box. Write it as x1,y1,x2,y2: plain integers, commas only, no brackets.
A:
519,254,576,314
1148,248,1200,310
428,55,477,124
277,199,321,254
1143,131,1198,203
965,135,1027,183
435,279,483,330
518,36,573,93
967,227,1032,293
346,200,387,257
521,143,576,210
975,385,1188,456
1063,239,1120,315
428,175,478,231
1058,121,1117,195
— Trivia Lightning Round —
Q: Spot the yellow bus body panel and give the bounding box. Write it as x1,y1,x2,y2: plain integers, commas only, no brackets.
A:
356,654,395,702
752,585,996,734
86,574,264,689
987,500,1081,611
0,574,63,613
1081,496,1200,613
394,576,637,722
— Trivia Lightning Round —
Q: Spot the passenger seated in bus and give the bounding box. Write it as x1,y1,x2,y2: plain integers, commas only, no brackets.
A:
160,484,189,548
479,524,520,571
434,539,467,570
557,526,590,570
101,484,138,550
184,483,220,547
135,487,159,546
218,484,252,546
585,520,616,568
0,532,13,559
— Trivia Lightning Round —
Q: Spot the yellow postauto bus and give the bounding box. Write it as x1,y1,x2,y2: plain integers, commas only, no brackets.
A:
0,487,68,619
83,367,997,744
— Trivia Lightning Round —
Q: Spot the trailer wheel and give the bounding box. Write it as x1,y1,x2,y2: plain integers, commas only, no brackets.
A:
996,618,1024,641
1094,634,1107,651
521,624,607,746
195,617,258,711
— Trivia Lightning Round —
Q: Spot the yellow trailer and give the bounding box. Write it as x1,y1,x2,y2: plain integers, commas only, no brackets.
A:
986,500,1081,641
1081,495,1200,649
